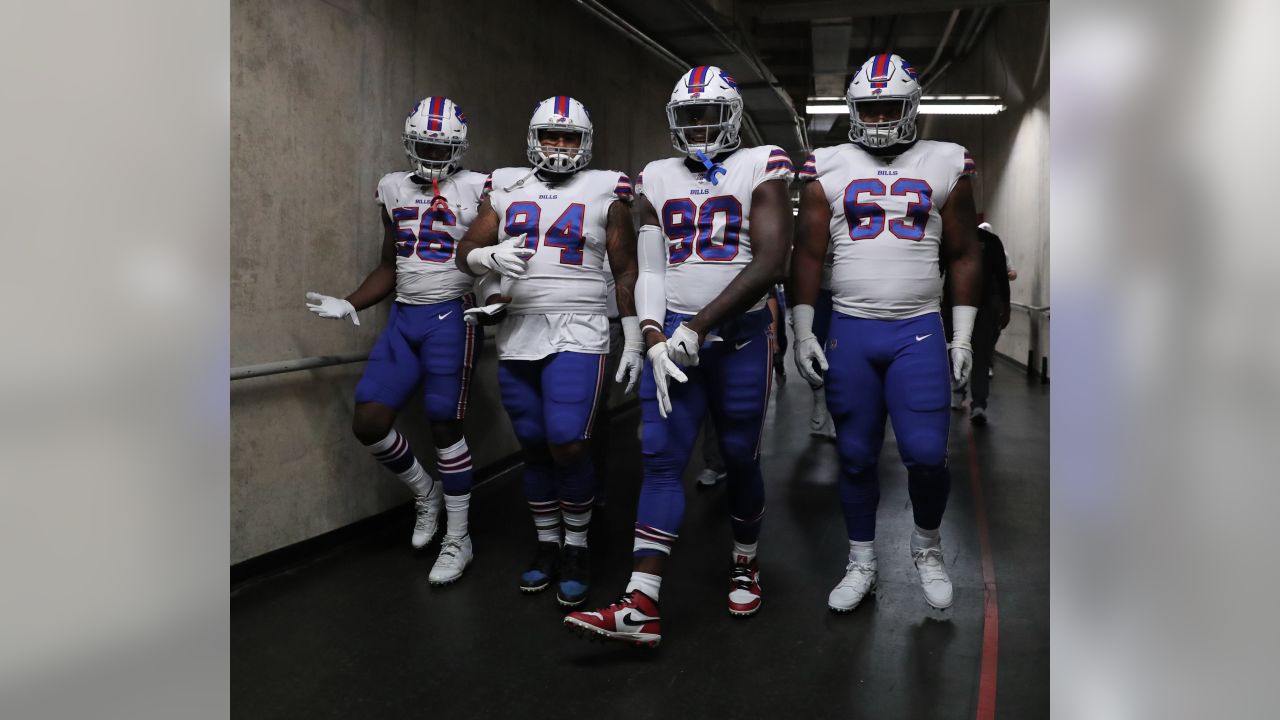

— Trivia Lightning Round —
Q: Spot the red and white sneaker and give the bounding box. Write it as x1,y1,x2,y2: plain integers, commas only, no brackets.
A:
728,555,762,616
563,591,662,647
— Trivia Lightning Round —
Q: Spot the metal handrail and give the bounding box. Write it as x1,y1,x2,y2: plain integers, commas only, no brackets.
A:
1010,301,1050,313
232,351,368,381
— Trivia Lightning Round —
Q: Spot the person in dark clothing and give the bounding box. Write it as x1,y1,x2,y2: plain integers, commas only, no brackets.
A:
944,224,1011,425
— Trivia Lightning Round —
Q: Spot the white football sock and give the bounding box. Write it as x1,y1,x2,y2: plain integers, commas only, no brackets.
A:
733,541,758,562
626,571,662,602
849,540,876,563
444,492,470,538
911,525,941,548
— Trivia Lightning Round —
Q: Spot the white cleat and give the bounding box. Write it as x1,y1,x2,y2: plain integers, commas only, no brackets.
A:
696,468,727,487
429,535,473,585
828,559,877,612
411,487,442,549
911,543,954,609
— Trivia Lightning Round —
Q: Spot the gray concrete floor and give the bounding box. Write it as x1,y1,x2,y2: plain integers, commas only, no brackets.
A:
232,357,1048,719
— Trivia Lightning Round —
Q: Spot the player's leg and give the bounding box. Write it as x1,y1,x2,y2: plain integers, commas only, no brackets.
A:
884,312,955,610
694,420,725,489
497,357,560,593
823,312,889,612
809,288,837,438
564,334,707,646
589,318,624,507
706,311,773,617
540,351,609,607
352,304,439,549
418,299,481,584
968,303,998,426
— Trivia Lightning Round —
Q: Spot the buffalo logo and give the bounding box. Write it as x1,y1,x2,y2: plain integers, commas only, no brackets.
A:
454,106,467,124
900,58,919,81
721,73,738,89
407,101,420,119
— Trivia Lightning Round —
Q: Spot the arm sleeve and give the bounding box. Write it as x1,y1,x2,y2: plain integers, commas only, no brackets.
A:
757,146,796,188
797,152,817,182
635,224,667,326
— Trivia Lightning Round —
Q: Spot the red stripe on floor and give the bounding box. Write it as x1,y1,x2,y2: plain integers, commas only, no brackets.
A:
968,425,999,720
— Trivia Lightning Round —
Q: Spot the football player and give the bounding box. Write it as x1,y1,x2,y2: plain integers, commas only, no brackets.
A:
790,54,983,612
305,97,486,585
454,96,640,609
564,66,793,646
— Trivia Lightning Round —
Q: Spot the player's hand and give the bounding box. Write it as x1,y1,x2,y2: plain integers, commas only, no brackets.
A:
667,322,702,367
616,347,643,395
793,335,828,388
647,342,688,418
616,317,645,395
305,292,360,326
469,241,535,279
463,293,512,326
949,343,973,386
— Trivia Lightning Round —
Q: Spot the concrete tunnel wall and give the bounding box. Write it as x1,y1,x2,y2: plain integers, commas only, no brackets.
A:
921,3,1050,374
231,0,680,563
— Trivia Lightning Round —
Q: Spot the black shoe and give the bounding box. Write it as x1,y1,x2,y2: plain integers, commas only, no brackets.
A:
970,406,988,426
519,541,560,593
556,545,590,607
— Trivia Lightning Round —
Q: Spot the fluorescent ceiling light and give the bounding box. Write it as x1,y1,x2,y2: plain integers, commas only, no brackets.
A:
805,103,1005,115
918,104,1005,115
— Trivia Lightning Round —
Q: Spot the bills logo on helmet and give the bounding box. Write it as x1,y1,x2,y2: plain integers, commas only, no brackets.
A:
721,73,738,89
454,106,467,124
407,101,420,119
900,58,919,80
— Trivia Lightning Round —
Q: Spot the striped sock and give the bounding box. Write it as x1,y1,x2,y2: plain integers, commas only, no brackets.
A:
435,438,473,495
365,430,434,497
528,499,562,544
633,523,678,556
561,498,593,548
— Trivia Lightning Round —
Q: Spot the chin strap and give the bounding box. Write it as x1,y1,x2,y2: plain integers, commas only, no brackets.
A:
694,149,727,185
428,175,451,216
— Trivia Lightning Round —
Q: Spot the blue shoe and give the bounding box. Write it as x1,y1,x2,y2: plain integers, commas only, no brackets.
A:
519,542,560,593
556,545,590,607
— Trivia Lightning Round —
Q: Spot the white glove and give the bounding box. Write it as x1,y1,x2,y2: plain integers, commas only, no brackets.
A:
466,241,535,279
667,322,702,367
615,317,644,395
647,342,688,418
305,292,360,326
790,304,828,388
949,305,978,386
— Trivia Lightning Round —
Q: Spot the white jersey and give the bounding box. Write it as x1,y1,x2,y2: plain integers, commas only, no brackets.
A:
800,140,973,319
376,170,487,305
486,167,631,359
638,145,794,315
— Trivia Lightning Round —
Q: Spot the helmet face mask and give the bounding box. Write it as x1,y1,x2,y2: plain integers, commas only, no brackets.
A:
667,98,741,157
667,66,743,159
527,97,594,174
403,96,468,180
846,54,922,149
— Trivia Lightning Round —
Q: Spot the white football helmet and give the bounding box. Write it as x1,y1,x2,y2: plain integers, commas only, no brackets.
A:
403,96,469,179
666,65,743,158
527,96,593,174
846,53,922,148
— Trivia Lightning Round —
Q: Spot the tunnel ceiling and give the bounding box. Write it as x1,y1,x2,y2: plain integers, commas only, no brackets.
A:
592,0,1046,155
